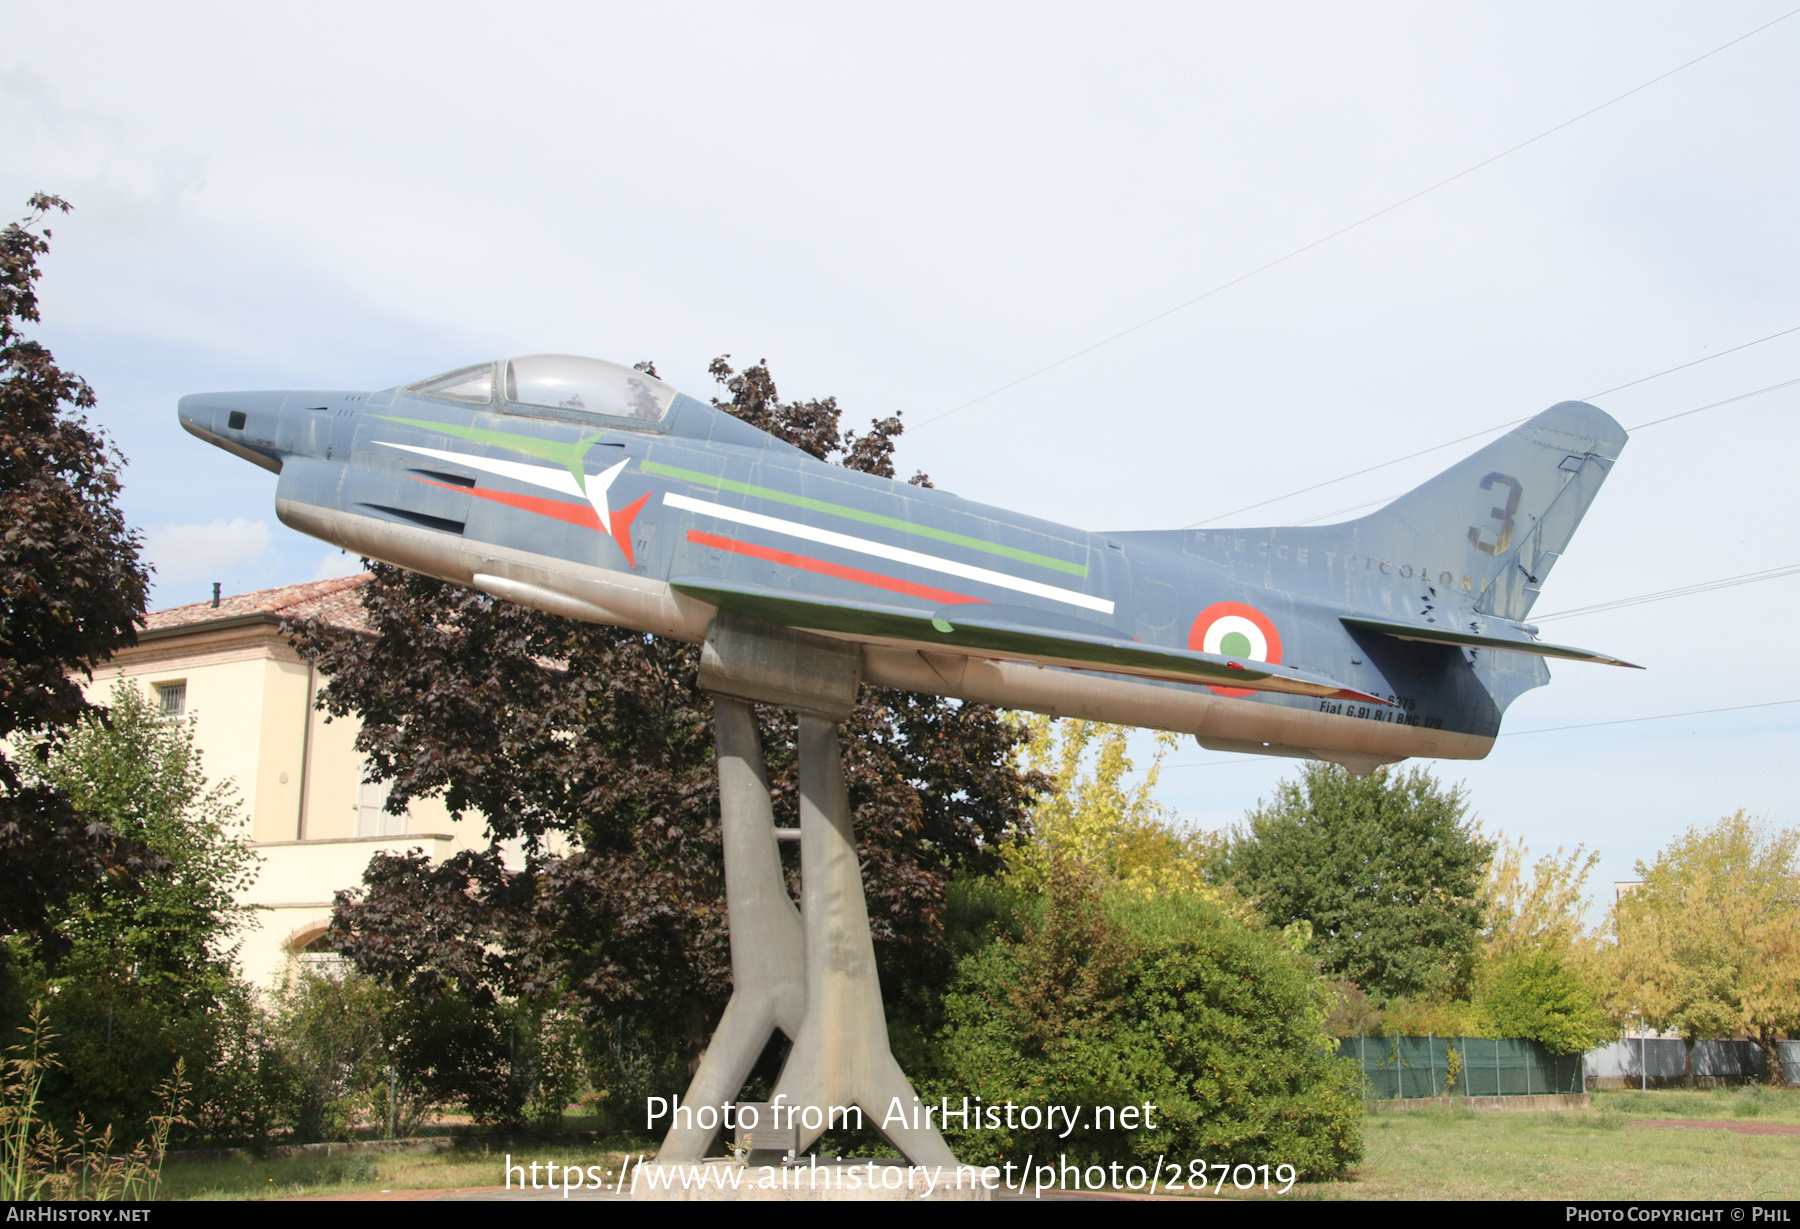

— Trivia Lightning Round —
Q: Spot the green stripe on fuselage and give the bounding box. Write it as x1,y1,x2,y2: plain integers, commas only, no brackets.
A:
374,416,606,491
640,459,1087,577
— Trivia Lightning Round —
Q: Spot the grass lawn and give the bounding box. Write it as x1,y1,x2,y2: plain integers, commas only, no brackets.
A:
157,1088,1800,1201
1289,1087,1800,1202
1588,1084,1800,1126
160,1142,638,1201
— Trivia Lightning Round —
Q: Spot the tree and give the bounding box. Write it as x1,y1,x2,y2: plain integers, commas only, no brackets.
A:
1225,763,1491,1003
1459,838,1611,1053
0,195,154,970
32,683,257,980
1481,839,1600,961
1003,717,1227,903
12,682,259,1135
294,356,1044,1086
1608,812,1800,1086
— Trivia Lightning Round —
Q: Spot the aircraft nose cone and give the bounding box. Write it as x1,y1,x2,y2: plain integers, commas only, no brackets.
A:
177,390,292,473
178,392,234,440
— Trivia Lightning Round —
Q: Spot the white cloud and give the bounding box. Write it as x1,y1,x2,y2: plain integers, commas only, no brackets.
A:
143,518,270,584
312,550,363,581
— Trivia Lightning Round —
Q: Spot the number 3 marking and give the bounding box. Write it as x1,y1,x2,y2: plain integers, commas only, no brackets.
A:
1468,472,1521,556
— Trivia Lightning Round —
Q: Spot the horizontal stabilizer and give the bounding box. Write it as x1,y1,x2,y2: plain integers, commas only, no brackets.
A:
674,577,1389,702
1341,615,1642,669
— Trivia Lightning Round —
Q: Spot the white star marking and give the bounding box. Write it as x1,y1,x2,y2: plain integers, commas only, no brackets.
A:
584,458,630,534
374,440,632,530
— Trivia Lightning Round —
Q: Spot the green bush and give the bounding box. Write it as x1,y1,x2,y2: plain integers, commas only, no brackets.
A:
269,969,410,1142
0,1006,188,1201
1472,948,1611,1056
268,966,599,1137
583,1013,687,1134
1373,997,1481,1039
930,868,1362,1178
182,980,289,1148
11,956,280,1148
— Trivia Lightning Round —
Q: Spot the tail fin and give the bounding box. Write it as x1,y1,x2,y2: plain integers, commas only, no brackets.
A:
1338,401,1626,620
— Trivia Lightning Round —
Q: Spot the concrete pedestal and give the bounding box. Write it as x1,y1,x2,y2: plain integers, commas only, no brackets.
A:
656,697,806,1162
762,715,955,1166
657,615,955,1167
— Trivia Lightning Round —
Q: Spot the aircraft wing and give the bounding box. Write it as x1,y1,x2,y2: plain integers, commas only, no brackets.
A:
1341,615,1642,669
672,577,1389,702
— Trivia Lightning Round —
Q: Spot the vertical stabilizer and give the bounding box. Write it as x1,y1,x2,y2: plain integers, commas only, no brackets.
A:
1347,401,1627,620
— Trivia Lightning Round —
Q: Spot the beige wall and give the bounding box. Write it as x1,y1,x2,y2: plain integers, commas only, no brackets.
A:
237,831,465,989
86,620,506,988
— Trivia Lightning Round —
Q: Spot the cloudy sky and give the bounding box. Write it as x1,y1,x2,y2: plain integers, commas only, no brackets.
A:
7,3,1798,902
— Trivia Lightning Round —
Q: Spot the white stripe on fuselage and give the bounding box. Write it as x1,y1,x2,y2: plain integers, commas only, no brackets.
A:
378,440,583,497
663,491,1115,614
374,441,627,532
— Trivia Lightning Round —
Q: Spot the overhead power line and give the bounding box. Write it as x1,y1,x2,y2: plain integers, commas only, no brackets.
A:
1498,697,1800,738
1184,367,1800,528
1625,374,1800,430
916,9,1800,432
1583,322,1800,399
1292,492,1404,525
1184,421,1526,527
1533,562,1800,622
1163,698,1800,769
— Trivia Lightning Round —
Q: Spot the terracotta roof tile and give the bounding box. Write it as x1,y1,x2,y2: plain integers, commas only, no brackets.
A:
142,575,371,634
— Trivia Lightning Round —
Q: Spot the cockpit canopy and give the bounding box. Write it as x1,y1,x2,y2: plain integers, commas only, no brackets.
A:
407,355,678,425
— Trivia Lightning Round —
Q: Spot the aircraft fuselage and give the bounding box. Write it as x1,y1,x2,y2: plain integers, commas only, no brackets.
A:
180,356,1633,773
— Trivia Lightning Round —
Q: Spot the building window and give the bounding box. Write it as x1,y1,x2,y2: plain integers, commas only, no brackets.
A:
155,681,187,719
356,764,407,838
295,932,349,978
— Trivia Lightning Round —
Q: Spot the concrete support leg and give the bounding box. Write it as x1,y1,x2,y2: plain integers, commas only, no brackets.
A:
660,615,955,1168
767,715,957,1168
658,697,806,1162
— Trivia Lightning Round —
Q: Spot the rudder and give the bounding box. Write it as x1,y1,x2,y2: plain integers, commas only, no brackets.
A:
1346,401,1627,620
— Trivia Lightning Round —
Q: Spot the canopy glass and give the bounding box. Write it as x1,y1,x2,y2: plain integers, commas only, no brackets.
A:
407,355,678,425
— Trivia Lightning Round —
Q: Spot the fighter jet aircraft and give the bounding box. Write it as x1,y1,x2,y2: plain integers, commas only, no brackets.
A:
179,353,1637,774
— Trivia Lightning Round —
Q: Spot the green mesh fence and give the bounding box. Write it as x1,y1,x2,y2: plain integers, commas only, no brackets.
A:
1337,1036,1585,1099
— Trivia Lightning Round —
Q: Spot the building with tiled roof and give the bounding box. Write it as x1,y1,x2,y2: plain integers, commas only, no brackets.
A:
139,574,373,636
83,575,498,986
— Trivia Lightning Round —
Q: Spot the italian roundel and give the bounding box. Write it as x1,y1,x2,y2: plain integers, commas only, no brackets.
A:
1188,601,1283,698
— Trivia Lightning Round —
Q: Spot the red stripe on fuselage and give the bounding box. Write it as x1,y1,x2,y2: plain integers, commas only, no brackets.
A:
413,478,602,530
410,478,646,569
686,530,984,606
610,493,649,570
435,482,604,529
